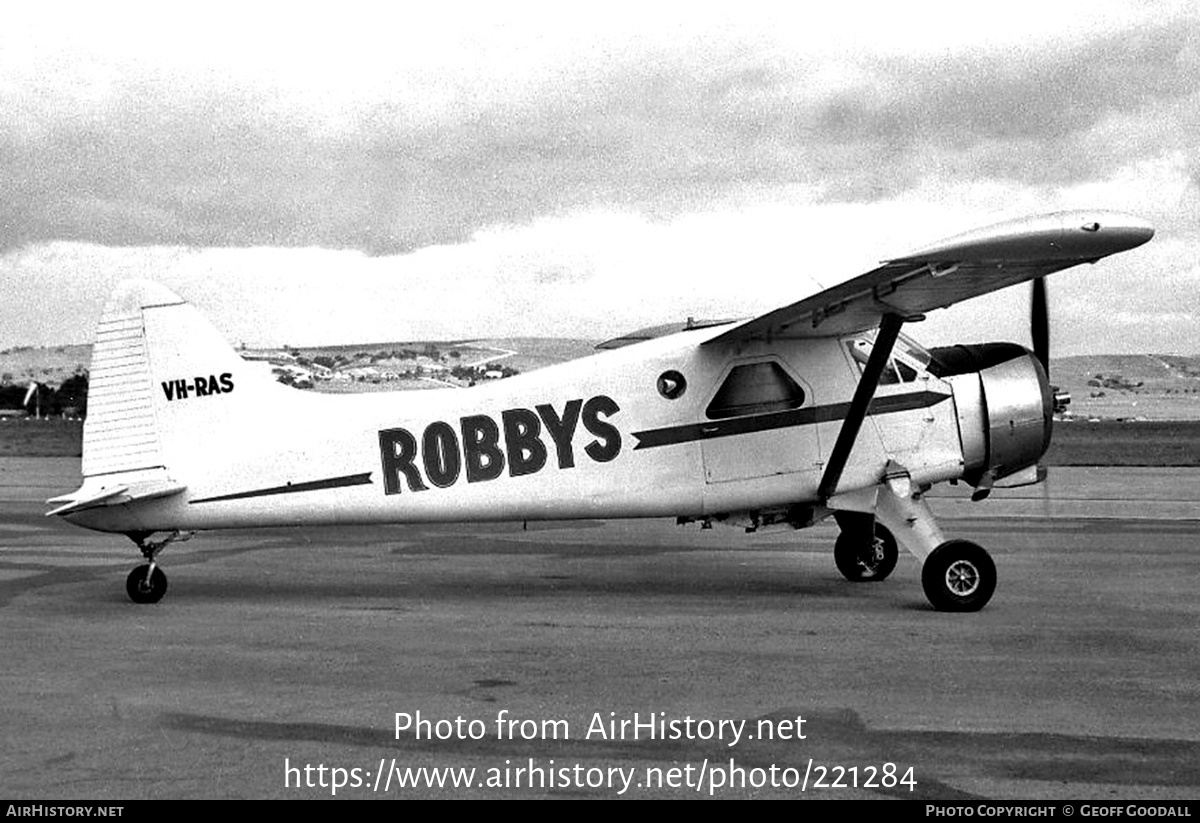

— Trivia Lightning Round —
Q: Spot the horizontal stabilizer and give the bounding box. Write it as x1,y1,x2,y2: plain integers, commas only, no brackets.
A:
47,473,186,518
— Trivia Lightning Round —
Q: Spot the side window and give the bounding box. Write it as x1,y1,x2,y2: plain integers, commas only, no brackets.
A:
706,362,806,419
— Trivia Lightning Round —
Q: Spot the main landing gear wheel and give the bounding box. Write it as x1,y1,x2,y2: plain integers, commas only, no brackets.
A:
834,522,899,582
921,540,996,612
126,564,167,604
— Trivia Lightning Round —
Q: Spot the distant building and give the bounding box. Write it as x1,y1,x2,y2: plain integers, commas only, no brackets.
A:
240,349,296,363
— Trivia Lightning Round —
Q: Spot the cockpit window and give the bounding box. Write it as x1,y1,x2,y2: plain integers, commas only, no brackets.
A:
706,362,806,419
845,335,923,384
895,333,932,369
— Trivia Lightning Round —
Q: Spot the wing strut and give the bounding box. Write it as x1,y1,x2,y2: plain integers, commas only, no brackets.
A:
818,313,905,501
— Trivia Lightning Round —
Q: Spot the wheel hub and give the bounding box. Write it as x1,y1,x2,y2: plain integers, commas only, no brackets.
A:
945,559,980,596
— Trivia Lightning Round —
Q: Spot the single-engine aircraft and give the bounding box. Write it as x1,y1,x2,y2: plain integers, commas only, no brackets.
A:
48,211,1154,610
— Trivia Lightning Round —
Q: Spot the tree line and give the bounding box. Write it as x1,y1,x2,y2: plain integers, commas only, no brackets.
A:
0,374,88,418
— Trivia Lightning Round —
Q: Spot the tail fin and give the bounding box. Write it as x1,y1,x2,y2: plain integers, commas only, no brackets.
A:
83,280,251,478
49,280,268,519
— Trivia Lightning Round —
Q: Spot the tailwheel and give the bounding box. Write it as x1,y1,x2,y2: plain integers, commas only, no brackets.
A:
834,521,899,582
124,530,192,604
126,564,167,604
921,540,996,612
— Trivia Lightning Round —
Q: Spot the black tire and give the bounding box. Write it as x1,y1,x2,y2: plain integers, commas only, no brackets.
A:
834,522,899,582
921,540,995,612
126,564,168,604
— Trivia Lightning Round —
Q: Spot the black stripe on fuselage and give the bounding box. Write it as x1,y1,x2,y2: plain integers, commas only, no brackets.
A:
190,472,373,504
631,391,950,450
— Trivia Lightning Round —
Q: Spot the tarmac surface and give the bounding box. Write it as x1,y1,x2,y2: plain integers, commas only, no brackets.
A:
1,458,1198,800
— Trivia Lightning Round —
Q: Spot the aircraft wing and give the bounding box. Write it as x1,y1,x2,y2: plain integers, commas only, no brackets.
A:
703,210,1154,345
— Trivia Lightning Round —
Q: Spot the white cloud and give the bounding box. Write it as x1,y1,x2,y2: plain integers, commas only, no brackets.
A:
4,184,1170,355
2,2,1196,354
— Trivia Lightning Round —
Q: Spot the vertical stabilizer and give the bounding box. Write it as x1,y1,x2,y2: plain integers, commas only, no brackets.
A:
50,279,269,521
81,279,264,480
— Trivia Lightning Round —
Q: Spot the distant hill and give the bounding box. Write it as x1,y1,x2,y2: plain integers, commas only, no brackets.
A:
470,338,600,374
1049,354,1200,421
0,339,602,385
0,344,90,386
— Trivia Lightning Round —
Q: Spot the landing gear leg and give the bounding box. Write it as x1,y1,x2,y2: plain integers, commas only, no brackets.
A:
124,530,193,604
874,487,996,612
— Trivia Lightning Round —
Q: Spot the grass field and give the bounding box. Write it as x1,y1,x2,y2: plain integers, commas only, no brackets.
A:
5,417,1200,467
1043,420,1200,467
0,419,82,458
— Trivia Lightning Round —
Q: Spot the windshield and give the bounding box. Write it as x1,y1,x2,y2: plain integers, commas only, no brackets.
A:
845,330,930,385
856,329,932,369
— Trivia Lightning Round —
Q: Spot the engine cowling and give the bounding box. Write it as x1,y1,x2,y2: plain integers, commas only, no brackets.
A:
929,343,1054,488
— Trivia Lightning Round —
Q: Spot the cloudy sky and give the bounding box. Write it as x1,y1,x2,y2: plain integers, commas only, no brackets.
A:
2,2,1197,355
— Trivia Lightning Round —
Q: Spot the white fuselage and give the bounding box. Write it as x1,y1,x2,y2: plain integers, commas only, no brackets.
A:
66,326,966,535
